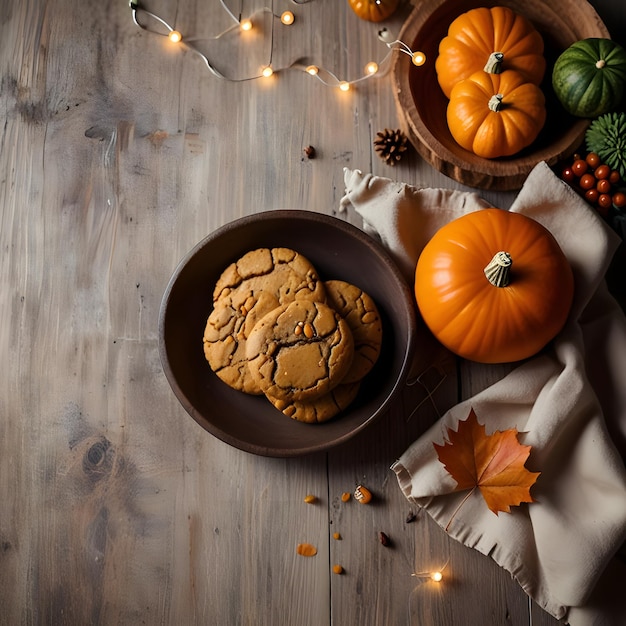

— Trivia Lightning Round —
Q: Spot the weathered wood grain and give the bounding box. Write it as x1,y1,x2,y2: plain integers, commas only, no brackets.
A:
1,0,623,625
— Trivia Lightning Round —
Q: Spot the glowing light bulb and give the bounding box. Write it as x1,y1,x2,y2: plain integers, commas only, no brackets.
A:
306,65,319,76
168,30,182,43
365,61,378,75
338,81,350,92
412,51,426,67
280,11,294,25
261,66,274,78
240,19,252,31
430,571,443,582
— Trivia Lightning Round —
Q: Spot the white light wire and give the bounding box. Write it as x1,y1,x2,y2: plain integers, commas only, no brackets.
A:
129,0,422,86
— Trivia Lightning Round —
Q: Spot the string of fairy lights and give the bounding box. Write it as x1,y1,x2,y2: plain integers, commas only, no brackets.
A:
129,0,426,90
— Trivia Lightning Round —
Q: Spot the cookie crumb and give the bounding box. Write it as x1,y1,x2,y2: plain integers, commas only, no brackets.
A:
296,543,317,557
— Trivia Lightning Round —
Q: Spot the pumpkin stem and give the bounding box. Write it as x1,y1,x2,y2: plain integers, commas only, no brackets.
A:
484,251,512,287
484,52,504,74
488,94,504,112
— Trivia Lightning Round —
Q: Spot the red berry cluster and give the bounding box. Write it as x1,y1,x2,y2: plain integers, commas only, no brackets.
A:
560,152,626,217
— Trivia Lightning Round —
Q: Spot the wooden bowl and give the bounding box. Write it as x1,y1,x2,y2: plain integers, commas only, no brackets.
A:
158,210,417,457
392,0,610,190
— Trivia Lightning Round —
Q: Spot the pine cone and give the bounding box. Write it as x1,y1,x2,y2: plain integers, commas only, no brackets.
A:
374,128,408,166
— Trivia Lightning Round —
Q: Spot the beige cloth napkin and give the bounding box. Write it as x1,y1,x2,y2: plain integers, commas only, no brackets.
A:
340,162,626,624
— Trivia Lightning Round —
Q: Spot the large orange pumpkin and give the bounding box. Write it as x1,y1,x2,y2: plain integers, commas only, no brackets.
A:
447,70,546,158
348,0,399,22
435,6,546,99
414,209,574,364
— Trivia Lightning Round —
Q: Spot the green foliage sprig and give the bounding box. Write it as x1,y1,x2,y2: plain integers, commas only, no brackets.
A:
585,112,626,180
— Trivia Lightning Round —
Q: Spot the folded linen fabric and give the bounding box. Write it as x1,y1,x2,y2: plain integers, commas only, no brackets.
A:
340,162,626,624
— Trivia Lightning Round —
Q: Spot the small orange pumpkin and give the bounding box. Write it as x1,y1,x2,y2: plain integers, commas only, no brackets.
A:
348,0,399,22
447,70,546,158
414,209,574,364
435,6,546,99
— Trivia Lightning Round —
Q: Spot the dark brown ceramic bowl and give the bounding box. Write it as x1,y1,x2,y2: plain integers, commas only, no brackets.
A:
158,210,417,457
392,0,610,190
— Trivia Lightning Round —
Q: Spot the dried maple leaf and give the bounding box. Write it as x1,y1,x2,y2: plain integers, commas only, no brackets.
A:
434,408,540,528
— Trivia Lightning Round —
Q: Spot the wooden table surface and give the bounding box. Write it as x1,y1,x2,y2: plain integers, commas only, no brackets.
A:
2,0,625,624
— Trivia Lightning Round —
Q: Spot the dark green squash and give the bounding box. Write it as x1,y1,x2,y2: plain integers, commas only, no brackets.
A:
552,38,626,118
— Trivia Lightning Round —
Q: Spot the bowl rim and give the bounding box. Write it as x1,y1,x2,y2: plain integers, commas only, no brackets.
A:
157,209,418,457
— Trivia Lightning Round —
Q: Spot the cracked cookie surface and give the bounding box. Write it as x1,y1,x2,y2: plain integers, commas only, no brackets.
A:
266,381,361,423
203,248,325,394
324,280,383,383
212,247,325,306
245,300,354,402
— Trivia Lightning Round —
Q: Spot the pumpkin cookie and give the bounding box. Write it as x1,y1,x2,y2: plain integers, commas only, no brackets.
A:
212,247,325,306
324,280,382,383
204,247,326,394
266,382,361,424
246,300,354,402
203,291,279,395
